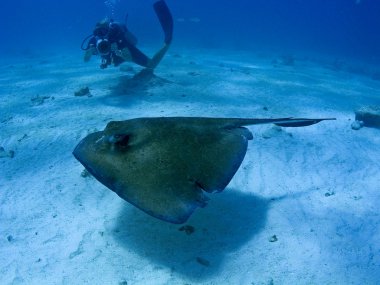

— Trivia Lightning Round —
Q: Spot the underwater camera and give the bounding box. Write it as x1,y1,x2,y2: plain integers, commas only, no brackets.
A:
96,39,111,55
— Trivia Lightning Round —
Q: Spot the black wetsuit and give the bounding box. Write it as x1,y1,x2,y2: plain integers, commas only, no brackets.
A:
87,21,150,68
85,0,173,70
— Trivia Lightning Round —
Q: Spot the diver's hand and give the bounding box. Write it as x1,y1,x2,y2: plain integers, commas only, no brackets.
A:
115,48,132,61
84,46,97,62
100,57,109,69
84,50,92,62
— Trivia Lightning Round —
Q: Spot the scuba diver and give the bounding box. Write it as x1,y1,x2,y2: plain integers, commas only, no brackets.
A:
81,0,173,70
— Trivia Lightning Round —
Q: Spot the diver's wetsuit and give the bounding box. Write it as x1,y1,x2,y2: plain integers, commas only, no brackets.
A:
86,21,150,69
84,0,173,70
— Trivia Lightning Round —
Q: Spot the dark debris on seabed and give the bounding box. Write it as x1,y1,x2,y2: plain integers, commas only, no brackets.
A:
178,225,195,235
80,168,92,178
268,235,278,242
74,86,92,97
196,257,210,267
0,146,14,158
30,94,53,106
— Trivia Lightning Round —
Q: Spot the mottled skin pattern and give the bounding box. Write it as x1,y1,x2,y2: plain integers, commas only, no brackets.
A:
73,117,334,223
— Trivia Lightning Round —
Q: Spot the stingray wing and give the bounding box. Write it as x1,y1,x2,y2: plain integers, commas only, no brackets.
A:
73,119,251,223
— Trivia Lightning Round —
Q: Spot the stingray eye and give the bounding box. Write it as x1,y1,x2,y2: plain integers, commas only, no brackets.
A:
108,134,129,147
108,134,124,143
112,134,130,148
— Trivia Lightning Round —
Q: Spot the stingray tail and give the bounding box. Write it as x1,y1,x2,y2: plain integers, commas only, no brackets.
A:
231,118,336,128
273,118,336,127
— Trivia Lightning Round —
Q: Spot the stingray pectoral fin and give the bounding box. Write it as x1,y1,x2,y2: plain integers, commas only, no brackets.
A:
194,128,250,193
274,118,336,127
115,182,208,224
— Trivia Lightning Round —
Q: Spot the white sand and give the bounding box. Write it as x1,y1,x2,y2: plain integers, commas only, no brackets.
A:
1,49,379,284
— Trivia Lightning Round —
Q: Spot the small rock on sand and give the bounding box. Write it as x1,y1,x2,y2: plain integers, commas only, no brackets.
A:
351,120,364,130
75,87,92,97
355,106,380,128
262,125,283,139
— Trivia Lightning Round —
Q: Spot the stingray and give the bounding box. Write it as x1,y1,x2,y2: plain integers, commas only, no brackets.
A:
73,117,334,223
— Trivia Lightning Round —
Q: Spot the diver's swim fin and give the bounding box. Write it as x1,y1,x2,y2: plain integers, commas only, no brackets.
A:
154,0,173,45
147,43,170,69
126,0,173,69
146,1,173,69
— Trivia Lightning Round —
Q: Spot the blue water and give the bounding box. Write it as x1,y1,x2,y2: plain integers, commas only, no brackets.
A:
1,0,379,62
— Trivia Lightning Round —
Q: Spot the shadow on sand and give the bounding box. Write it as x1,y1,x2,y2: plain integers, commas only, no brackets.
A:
111,189,269,281
100,68,173,107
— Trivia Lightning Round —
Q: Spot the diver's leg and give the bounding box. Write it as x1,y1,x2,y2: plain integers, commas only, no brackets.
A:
127,44,150,67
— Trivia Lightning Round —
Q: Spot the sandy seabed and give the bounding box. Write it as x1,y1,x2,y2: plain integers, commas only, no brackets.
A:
1,48,379,285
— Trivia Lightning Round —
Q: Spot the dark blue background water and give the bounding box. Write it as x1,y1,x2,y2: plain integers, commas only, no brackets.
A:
1,0,379,62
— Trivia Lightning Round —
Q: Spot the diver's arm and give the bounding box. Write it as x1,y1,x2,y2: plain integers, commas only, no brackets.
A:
83,37,98,62
84,47,97,62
